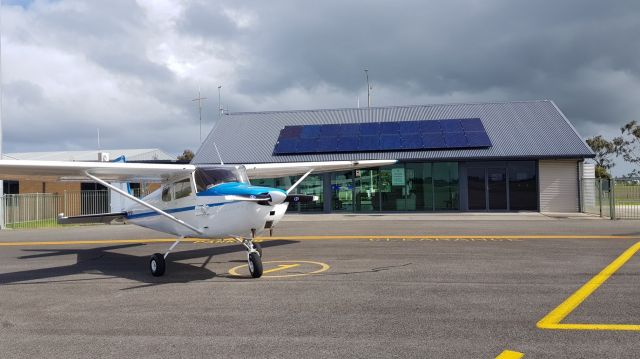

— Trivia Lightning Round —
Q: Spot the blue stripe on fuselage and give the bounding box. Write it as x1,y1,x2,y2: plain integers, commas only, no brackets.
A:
126,201,238,219
196,182,285,197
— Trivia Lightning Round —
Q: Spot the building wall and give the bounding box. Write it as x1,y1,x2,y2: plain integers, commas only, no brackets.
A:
19,181,81,194
538,160,580,212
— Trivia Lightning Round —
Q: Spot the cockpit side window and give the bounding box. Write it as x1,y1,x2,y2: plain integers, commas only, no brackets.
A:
161,186,172,202
194,167,249,192
174,178,192,199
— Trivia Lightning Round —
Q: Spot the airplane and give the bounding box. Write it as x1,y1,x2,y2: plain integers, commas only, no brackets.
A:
0,159,395,278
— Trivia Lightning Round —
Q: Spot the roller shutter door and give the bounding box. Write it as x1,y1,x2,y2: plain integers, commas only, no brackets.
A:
539,160,579,212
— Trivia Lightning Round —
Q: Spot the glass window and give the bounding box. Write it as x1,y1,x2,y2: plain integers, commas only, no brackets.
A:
380,164,407,211
405,163,433,211
509,163,537,210
194,166,249,192
296,174,323,212
174,178,192,200
433,162,459,210
162,186,172,202
355,169,379,211
467,167,486,210
488,168,507,210
331,171,353,211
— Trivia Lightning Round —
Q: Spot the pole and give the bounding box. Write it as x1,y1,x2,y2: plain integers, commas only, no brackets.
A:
0,0,5,229
192,90,207,143
218,85,223,118
364,68,370,108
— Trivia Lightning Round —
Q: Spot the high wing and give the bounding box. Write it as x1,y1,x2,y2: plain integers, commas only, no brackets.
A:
0,159,396,182
243,160,396,179
0,160,195,182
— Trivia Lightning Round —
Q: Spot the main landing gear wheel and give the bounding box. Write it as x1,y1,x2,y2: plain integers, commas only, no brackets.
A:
150,253,166,277
247,252,263,278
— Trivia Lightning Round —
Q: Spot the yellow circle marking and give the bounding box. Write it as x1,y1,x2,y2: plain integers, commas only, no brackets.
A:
228,260,330,278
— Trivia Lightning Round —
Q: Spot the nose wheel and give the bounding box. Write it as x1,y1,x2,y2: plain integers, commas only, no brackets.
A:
247,252,263,278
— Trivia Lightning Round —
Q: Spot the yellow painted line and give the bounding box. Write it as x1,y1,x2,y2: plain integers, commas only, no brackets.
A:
496,350,524,359
262,264,300,274
537,241,640,331
228,260,330,278
0,235,635,247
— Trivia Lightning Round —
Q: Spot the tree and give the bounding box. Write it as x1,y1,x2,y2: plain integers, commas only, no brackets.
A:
177,149,195,162
585,135,614,178
613,120,640,166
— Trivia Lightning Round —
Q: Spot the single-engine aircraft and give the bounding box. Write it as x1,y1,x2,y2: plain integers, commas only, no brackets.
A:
0,159,395,278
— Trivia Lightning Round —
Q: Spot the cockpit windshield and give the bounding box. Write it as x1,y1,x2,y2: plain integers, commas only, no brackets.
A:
194,166,249,192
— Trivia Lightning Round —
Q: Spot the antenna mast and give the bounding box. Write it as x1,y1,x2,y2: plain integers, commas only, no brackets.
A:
192,89,207,143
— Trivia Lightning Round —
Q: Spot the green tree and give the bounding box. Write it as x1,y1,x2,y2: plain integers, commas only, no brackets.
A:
613,120,640,165
585,135,614,178
177,149,195,162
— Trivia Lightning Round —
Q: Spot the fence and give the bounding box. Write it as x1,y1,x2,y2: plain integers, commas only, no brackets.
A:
1,189,149,229
581,178,640,219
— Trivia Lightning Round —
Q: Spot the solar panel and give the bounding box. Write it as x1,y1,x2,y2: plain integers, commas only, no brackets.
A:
340,124,359,136
380,134,402,150
444,132,467,148
441,119,463,133
273,118,491,154
359,122,382,136
279,126,303,139
320,124,341,137
461,118,485,132
381,122,400,134
317,136,339,152
300,125,321,139
273,138,298,154
421,133,446,148
296,138,319,153
337,136,358,151
358,135,379,151
401,134,422,149
466,131,492,147
399,121,421,134
419,120,442,133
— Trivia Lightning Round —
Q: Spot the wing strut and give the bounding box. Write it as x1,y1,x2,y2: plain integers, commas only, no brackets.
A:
286,168,314,195
84,171,204,235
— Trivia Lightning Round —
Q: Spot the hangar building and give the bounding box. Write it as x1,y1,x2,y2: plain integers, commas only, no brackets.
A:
193,100,594,213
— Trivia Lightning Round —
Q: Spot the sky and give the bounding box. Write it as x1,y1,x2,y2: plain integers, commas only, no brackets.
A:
1,0,639,174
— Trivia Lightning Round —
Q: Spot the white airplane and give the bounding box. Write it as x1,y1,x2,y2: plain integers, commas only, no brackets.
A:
0,159,394,278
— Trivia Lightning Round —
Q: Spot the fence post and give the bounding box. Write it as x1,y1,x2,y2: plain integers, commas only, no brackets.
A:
598,179,603,217
609,178,616,220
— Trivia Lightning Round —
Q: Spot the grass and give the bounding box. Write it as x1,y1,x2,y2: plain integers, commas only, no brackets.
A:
5,218,62,229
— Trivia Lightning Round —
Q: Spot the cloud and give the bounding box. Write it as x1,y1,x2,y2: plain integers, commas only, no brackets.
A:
1,0,640,174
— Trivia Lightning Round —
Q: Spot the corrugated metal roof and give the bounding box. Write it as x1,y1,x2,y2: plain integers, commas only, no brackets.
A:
3,148,174,162
193,100,594,164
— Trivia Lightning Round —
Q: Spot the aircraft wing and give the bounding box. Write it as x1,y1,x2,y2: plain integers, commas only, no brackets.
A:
0,160,195,182
243,160,397,179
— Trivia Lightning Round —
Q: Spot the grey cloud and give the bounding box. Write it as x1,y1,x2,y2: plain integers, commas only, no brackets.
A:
3,0,640,162
4,81,44,106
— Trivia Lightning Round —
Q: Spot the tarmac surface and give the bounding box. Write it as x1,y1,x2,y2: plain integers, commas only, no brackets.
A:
0,215,639,358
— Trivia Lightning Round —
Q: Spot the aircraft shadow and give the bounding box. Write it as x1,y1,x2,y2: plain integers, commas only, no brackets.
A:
0,240,297,288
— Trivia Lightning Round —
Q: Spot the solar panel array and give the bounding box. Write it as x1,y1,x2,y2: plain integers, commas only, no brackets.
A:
273,118,491,155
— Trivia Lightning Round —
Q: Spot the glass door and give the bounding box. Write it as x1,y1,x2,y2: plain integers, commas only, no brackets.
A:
488,168,508,210
467,168,486,210
331,171,353,211
355,169,379,211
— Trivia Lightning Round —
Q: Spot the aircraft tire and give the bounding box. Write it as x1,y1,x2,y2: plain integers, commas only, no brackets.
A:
253,242,263,258
150,253,166,277
248,252,263,278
